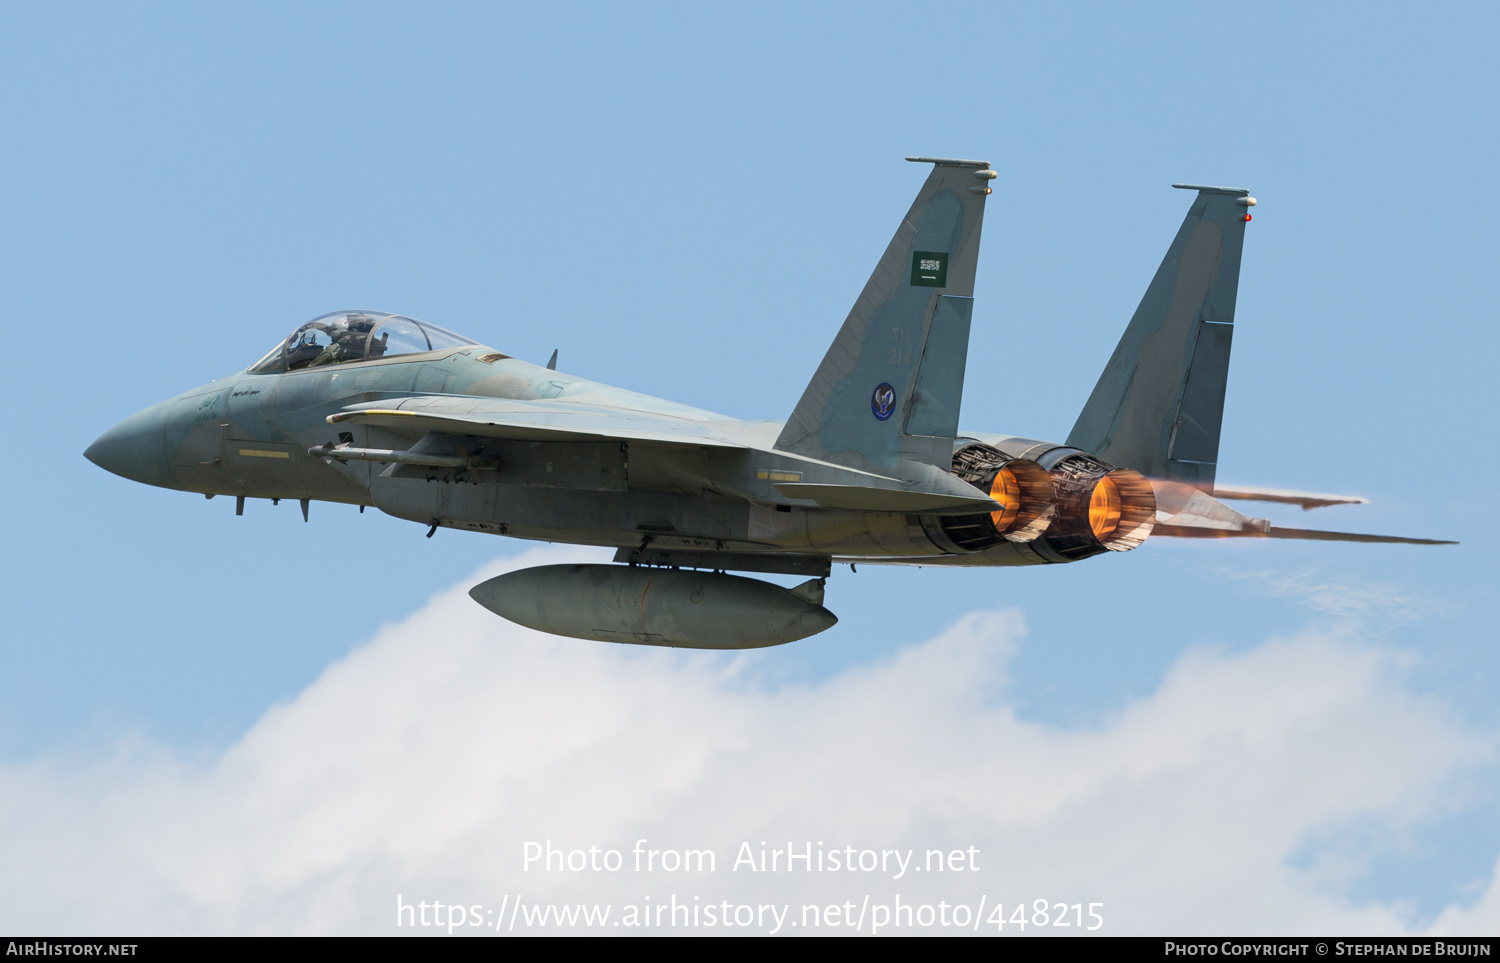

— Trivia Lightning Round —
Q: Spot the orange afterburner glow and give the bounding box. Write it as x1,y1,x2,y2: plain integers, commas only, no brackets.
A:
1089,475,1123,540
989,466,1021,532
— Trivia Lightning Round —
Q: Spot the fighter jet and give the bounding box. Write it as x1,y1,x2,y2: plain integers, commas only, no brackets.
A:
85,157,1453,649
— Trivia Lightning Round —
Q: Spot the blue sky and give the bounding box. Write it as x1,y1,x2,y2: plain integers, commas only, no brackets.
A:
1,1,1496,934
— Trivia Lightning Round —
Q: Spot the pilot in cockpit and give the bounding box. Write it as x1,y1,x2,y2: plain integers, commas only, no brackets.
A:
253,311,477,374
308,314,378,368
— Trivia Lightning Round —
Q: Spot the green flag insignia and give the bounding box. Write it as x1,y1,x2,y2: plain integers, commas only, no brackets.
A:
910,251,948,287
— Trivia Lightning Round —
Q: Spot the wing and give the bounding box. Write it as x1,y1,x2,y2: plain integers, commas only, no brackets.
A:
327,395,748,450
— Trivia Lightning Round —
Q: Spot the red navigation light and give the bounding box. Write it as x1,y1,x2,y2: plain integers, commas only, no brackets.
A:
1244,214,1252,222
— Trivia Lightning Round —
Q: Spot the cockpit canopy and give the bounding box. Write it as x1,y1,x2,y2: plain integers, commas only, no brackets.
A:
248,311,477,373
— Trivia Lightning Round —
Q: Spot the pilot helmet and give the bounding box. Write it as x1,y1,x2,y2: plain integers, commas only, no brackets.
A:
329,314,375,344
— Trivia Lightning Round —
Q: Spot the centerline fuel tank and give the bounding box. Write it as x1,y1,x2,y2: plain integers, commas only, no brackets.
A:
469,564,837,649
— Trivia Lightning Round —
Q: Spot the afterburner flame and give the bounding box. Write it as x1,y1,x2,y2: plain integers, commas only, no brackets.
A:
1095,469,1156,552
941,447,1057,550
989,467,1021,532
1089,476,1122,539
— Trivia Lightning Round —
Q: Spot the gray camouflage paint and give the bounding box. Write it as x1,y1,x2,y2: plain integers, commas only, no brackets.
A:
87,163,1440,613
775,160,990,477
1066,185,1249,490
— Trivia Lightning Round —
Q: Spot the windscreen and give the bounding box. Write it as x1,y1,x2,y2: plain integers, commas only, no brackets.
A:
247,311,477,373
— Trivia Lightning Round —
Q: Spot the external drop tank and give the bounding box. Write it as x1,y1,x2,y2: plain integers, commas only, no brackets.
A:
470,564,837,649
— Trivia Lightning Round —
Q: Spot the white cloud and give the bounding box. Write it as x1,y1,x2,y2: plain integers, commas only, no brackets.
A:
1218,566,1455,625
0,545,1494,936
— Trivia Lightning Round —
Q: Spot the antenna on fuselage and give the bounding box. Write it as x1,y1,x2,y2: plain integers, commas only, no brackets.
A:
546,349,558,371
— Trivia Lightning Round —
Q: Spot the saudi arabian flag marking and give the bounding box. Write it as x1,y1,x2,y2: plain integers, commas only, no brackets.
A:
910,251,948,287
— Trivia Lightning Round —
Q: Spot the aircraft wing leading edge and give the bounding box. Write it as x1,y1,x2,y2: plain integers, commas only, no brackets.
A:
327,396,749,449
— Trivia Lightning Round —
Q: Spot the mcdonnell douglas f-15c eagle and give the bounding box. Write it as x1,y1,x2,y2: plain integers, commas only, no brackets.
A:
86,157,1453,648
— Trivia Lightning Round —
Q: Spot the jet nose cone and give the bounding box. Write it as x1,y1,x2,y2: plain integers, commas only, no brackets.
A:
85,406,175,488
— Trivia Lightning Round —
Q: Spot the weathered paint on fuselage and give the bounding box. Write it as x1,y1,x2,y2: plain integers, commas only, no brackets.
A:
91,344,1062,564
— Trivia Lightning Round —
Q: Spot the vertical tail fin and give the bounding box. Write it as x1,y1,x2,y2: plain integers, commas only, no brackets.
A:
775,156,993,474
1066,184,1253,490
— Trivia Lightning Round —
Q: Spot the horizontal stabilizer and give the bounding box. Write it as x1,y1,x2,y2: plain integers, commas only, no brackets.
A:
1150,523,1455,544
1211,485,1370,510
1151,478,1267,534
773,482,1001,515
1149,479,1453,543
1264,527,1456,545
